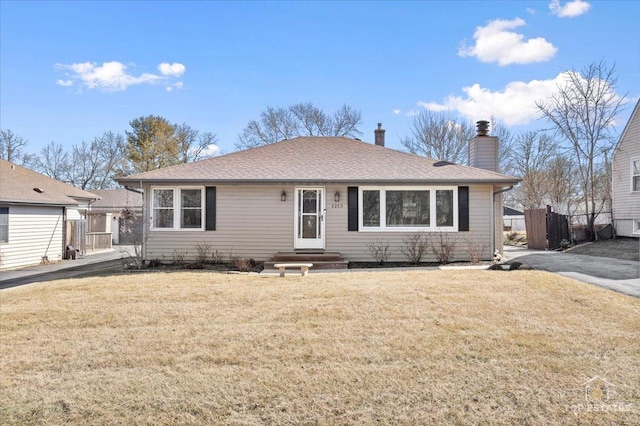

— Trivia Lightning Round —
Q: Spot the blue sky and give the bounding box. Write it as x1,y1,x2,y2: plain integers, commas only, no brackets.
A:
1,0,638,155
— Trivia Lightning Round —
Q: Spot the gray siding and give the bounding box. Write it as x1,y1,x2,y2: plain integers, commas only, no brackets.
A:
469,136,498,172
143,184,496,263
613,104,640,237
0,206,64,270
325,185,494,262
144,184,294,261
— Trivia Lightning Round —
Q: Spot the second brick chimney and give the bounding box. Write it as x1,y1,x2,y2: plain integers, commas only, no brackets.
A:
374,123,385,147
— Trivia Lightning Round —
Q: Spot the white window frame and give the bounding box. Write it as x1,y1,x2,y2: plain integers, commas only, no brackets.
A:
0,206,8,243
633,220,640,235
358,186,458,232
150,186,205,231
631,158,640,193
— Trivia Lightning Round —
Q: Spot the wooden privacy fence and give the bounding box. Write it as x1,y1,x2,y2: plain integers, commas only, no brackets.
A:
524,206,570,250
87,232,112,250
66,219,87,257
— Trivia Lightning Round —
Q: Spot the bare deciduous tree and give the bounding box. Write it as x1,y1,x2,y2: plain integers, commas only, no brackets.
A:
0,129,34,166
490,117,516,174
176,124,219,163
545,155,577,205
536,60,626,239
69,132,125,189
402,113,516,172
33,132,125,189
402,111,475,164
33,141,71,182
236,102,363,150
510,131,558,209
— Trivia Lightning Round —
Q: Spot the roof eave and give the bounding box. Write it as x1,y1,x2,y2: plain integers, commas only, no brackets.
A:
0,200,83,207
116,178,521,186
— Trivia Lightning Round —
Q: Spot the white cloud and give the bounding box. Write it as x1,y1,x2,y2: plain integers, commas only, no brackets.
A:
526,8,536,15
421,73,576,126
165,81,185,92
417,101,449,112
549,0,591,18
392,109,401,115
197,144,220,158
158,62,186,76
458,18,557,65
55,61,185,92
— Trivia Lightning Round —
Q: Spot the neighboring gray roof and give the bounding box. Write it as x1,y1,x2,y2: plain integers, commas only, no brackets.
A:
504,206,524,216
117,137,520,186
0,159,99,206
90,189,142,212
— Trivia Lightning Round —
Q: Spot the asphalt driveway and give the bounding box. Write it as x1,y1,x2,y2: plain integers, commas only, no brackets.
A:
504,245,640,298
0,247,135,290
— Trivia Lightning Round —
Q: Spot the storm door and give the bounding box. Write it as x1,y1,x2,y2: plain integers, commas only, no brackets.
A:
294,188,325,249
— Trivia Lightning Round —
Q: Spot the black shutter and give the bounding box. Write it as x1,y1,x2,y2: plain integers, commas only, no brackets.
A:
348,186,358,231
458,186,469,231
205,186,216,231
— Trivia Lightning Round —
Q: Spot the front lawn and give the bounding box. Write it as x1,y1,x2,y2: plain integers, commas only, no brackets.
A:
1,271,638,424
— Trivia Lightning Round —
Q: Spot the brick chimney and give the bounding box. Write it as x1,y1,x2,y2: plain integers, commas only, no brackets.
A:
468,120,498,172
374,123,385,147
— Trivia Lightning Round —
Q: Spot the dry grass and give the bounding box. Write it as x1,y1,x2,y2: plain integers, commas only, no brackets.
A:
1,270,638,425
567,237,640,262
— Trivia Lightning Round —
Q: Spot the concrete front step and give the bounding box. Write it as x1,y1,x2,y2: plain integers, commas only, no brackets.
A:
272,251,343,262
264,260,349,270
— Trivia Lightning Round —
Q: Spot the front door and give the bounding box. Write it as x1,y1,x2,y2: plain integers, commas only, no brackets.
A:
294,187,325,249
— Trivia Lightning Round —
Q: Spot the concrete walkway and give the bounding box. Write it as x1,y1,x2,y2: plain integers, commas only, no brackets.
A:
503,245,640,298
0,246,135,290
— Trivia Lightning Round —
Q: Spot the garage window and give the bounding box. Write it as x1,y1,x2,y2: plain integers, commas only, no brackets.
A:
0,207,8,242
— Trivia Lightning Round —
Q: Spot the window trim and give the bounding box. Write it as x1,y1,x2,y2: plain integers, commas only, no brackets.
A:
631,157,640,193
358,186,459,232
150,186,205,231
633,220,640,235
0,206,8,243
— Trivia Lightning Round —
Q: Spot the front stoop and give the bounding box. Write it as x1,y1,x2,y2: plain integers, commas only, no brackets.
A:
264,252,349,270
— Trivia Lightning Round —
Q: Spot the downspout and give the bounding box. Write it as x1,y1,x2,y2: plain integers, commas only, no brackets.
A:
124,185,143,194
62,207,67,259
141,180,146,263
492,186,515,257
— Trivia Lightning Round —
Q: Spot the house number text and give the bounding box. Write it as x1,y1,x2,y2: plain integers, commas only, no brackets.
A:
331,203,344,209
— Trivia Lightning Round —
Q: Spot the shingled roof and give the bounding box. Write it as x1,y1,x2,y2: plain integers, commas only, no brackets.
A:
91,189,142,211
0,159,99,206
117,137,520,186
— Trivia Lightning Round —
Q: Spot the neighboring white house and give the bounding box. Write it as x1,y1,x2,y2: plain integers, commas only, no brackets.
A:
116,123,520,264
503,206,525,232
612,100,640,238
89,189,143,245
0,159,99,270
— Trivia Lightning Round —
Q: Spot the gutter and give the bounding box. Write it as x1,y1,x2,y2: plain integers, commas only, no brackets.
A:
116,179,523,188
